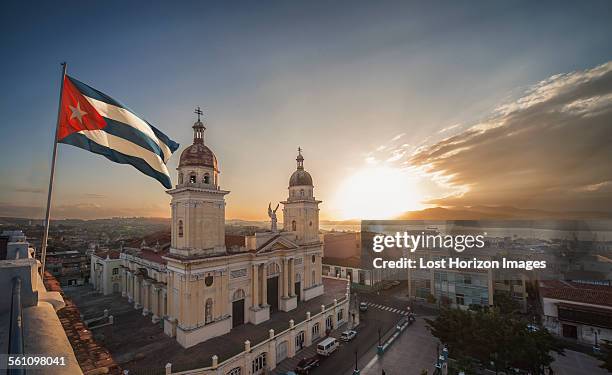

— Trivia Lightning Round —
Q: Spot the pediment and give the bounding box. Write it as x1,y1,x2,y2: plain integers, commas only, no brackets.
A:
256,235,299,254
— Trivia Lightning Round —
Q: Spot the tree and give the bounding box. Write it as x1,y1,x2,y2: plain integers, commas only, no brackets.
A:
426,307,564,374
493,291,521,315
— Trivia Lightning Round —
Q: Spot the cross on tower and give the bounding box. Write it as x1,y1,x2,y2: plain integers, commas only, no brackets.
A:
194,106,203,122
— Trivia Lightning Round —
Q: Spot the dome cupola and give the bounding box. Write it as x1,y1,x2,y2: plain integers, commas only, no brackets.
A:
289,147,313,187
178,107,218,171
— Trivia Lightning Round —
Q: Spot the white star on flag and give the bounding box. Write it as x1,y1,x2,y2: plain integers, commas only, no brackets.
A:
69,102,87,123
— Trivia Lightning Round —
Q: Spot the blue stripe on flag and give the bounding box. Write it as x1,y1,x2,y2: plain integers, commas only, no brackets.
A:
149,122,180,153
68,76,125,109
102,118,166,162
59,132,172,189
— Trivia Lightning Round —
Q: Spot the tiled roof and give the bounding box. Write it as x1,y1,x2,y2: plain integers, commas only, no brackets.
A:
94,249,121,259
43,272,123,375
225,234,245,248
137,248,169,264
539,280,612,308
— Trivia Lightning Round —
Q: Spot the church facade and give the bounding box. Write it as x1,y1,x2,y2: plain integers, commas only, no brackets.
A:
94,115,324,348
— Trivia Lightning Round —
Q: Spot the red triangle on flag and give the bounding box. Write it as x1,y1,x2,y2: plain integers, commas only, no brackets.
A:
57,76,107,141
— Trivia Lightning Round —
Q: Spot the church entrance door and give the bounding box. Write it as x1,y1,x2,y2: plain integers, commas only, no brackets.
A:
267,276,279,312
232,298,245,327
295,282,301,302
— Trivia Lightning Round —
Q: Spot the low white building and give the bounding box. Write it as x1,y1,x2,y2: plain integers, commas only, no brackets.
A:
90,249,123,295
540,280,612,346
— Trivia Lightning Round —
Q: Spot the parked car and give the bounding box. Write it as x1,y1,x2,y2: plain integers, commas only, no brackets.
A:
295,356,320,374
340,330,357,341
359,302,368,311
317,337,339,356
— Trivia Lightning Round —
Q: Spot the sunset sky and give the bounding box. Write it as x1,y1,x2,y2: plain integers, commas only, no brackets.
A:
1,1,611,220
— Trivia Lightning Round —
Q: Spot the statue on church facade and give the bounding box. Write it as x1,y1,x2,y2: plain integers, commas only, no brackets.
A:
268,202,279,232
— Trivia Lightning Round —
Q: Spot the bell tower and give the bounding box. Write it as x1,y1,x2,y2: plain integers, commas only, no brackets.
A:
281,148,321,244
167,108,229,258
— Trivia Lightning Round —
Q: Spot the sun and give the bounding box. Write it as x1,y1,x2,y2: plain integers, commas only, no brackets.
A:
333,166,423,220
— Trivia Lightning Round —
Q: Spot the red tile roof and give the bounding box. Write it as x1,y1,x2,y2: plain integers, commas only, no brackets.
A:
94,249,121,259
43,272,123,375
539,280,612,308
225,234,245,248
137,248,169,264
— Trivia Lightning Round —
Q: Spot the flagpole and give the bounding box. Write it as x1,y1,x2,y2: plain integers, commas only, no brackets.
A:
40,62,67,277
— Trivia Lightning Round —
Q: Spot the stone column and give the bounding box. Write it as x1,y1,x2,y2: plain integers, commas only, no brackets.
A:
261,264,268,306
127,271,133,302
289,259,295,297
122,270,128,298
252,264,259,308
142,280,150,315
282,259,289,298
134,276,142,309
151,286,160,322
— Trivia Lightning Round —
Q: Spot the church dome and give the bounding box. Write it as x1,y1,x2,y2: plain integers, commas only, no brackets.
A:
178,115,219,171
289,169,313,186
289,148,312,186
179,142,218,170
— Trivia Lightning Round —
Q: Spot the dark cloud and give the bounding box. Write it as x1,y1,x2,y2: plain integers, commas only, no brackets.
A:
410,62,612,212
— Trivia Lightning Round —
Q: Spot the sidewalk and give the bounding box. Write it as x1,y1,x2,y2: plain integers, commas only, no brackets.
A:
356,317,438,375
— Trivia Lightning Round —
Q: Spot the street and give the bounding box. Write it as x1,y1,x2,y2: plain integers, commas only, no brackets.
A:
311,286,437,375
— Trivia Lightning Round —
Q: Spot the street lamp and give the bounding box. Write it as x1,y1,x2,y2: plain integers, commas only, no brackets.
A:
353,349,360,375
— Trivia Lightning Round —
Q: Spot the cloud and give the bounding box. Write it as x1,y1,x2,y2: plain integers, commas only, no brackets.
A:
410,61,612,212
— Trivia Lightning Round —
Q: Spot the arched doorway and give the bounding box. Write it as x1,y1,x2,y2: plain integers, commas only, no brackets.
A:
232,289,245,327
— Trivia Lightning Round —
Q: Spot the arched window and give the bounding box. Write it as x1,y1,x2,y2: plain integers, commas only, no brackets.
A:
178,220,184,237
189,172,197,184
203,173,210,184
300,189,304,197
292,220,296,231
309,221,312,227
178,172,184,184
312,270,316,286
205,298,213,324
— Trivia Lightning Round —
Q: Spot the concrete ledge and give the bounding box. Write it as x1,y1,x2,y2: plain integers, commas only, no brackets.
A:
176,316,232,348
23,302,83,375
303,284,324,301
249,305,270,324
279,296,297,312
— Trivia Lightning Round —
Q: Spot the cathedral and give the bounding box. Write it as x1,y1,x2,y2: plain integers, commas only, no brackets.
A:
92,113,325,348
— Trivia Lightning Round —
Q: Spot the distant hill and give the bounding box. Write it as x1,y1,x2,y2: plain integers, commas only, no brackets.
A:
396,206,612,220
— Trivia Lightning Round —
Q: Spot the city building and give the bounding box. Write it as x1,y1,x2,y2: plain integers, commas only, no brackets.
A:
91,117,325,348
90,249,123,294
540,280,612,346
46,249,90,287
322,231,401,288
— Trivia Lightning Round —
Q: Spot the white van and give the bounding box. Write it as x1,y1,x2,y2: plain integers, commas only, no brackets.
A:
316,337,339,356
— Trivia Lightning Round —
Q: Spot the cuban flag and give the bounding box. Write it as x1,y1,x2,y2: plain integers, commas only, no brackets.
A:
58,75,179,188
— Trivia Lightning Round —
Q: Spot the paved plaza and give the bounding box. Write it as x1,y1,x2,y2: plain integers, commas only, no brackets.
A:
65,278,348,374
